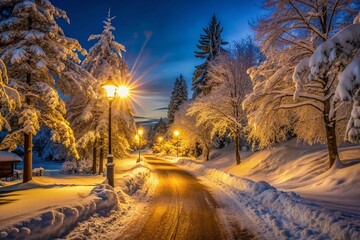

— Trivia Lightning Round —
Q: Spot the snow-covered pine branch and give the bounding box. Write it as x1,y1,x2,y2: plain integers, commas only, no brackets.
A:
0,58,20,131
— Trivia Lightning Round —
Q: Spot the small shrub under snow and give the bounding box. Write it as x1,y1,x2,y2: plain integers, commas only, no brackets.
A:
61,158,92,174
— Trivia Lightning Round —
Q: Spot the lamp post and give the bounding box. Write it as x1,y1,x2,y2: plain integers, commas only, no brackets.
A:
101,79,129,187
174,131,179,158
137,129,143,162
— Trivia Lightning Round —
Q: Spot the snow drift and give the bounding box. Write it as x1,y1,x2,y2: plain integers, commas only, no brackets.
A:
0,184,117,239
0,163,153,239
175,158,360,240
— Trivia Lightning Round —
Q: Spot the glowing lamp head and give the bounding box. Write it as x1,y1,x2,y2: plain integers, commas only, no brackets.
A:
101,79,119,100
174,131,179,137
158,136,163,142
138,129,144,135
117,85,130,98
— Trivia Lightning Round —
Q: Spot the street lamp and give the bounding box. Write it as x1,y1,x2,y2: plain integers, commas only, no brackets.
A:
158,136,163,152
101,79,129,187
137,128,143,162
174,130,179,157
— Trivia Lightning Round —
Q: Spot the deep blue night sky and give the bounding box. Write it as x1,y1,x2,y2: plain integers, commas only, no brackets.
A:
52,0,262,122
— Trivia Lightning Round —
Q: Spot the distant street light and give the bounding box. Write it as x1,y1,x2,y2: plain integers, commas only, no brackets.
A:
137,128,144,162
174,130,179,158
101,78,129,187
158,136,163,152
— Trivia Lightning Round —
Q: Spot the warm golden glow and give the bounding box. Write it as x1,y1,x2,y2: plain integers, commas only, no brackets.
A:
117,85,130,98
102,85,118,99
135,134,139,141
158,136,163,142
138,129,144,135
174,131,179,137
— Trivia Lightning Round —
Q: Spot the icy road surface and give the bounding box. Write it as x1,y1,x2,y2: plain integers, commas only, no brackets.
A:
117,156,252,240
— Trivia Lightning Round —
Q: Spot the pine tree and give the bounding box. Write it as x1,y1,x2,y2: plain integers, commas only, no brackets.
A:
66,10,136,170
168,74,188,125
0,0,91,182
192,14,228,98
148,117,167,148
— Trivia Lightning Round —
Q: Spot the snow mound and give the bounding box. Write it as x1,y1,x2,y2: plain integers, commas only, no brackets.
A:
251,181,275,195
175,158,360,240
177,158,254,191
120,166,151,196
0,184,118,239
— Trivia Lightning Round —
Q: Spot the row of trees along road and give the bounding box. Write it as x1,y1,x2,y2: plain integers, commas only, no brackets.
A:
0,1,135,182
168,2,360,169
244,0,359,168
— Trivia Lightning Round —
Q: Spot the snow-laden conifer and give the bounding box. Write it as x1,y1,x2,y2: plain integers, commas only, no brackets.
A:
167,74,188,125
192,14,227,98
66,10,136,168
0,0,92,181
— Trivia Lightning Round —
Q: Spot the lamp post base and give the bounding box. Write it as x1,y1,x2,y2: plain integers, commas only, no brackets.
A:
107,154,115,187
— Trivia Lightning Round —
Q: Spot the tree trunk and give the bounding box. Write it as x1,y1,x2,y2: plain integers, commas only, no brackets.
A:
205,147,210,161
23,133,32,183
92,137,97,174
234,135,241,165
99,138,104,174
23,16,33,183
323,97,339,169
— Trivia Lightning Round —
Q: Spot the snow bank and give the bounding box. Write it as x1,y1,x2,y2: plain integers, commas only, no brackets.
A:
0,162,154,239
119,165,151,196
0,184,117,240
177,158,254,191
175,158,360,240
64,162,157,240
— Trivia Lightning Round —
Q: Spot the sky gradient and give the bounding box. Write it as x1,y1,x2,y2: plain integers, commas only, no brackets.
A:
52,0,263,124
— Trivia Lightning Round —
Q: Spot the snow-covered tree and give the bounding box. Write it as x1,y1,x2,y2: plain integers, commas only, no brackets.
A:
189,40,256,164
192,14,228,98
0,0,92,182
148,117,167,148
172,102,213,160
296,14,360,145
167,74,188,125
66,10,136,171
0,59,20,131
244,0,358,168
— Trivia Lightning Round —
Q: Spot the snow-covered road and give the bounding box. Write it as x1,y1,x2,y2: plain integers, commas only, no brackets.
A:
117,156,253,240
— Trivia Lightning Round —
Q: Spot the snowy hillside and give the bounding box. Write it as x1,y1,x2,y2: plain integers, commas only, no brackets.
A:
198,140,360,214
165,141,360,239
